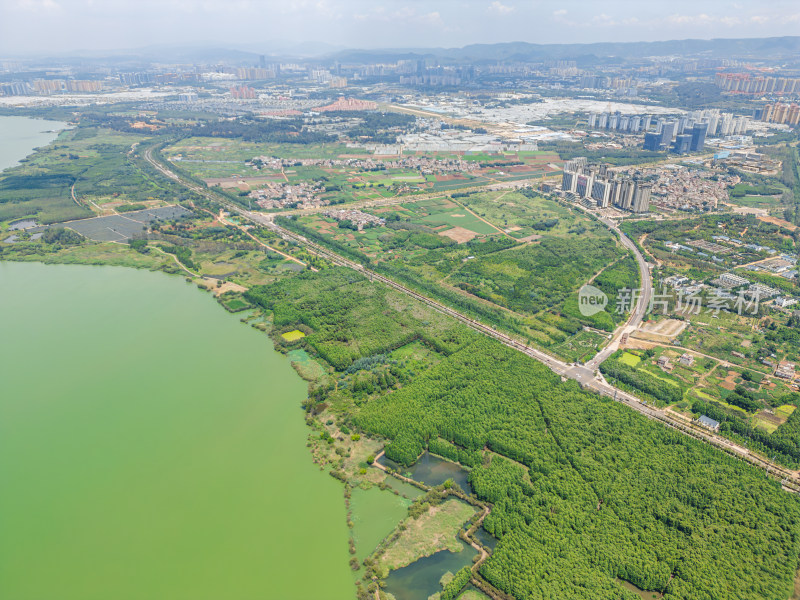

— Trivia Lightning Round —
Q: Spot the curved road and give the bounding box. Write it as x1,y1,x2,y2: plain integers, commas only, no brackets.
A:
584,214,652,370
143,146,800,494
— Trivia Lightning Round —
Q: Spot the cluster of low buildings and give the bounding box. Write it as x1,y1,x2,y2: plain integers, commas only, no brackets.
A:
249,182,324,210
322,209,385,230
711,150,782,176
742,256,799,280
247,154,480,176
626,165,734,212
663,271,795,308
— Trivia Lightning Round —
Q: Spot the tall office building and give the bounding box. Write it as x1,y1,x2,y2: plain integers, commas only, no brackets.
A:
672,134,692,154
661,121,678,146
689,123,708,152
643,132,662,151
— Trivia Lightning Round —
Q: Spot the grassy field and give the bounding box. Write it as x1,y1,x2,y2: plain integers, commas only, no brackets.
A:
377,498,476,577
619,352,642,367
730,195,784,207
0,239,175,270
281,329,306,341
457,190,594,239
457,590,492,600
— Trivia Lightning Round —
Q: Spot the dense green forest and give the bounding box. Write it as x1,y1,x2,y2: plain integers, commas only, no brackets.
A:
245,268,475,370
246,267,800,600
191,119,336,145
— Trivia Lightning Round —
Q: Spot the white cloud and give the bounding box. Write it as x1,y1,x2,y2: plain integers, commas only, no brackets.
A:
488,1,514,16
14,0,61,11
353,5,443,28
720,16,742,26
591,13,617,26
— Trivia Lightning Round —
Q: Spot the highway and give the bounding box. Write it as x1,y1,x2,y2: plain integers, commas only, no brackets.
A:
142,145,800,494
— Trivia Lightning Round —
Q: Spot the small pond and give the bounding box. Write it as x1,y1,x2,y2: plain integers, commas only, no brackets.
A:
379,451,472,494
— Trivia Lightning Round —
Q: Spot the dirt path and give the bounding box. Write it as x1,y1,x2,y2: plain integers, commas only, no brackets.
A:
196,205,311,270
639,233,662,267
587,255,623,285
219,214,311,269
449,198,514,239
760,215,798,231
146,244,200,277
70,182,82,208
72,180,115,215
490,189,516,206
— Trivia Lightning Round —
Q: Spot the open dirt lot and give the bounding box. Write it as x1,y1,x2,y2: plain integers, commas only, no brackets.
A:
633,318,688,342
439,226,479,243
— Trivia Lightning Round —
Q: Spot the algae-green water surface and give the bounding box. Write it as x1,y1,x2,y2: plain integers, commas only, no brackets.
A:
0,262,353,599
0,115,67,171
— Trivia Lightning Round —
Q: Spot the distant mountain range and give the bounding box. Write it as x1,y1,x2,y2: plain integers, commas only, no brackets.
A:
327,36,800,65
17,36,800,66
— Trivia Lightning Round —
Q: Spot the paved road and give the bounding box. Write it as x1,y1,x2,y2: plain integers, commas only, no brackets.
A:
143,146,800,493
584,214,653,370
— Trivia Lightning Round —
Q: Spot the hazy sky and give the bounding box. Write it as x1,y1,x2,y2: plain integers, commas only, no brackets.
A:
2,0,800,56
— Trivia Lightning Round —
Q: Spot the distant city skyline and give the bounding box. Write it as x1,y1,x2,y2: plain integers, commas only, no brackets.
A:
2,0,800,57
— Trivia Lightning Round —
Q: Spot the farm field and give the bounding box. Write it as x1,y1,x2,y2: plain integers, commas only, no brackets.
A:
550,329,609,363
286,190,637,352
603,333,800,468
162,138,563,209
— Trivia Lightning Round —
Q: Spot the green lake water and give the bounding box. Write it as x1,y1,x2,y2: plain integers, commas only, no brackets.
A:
0,115,67,172
0,262,354,599
349,487,410,562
